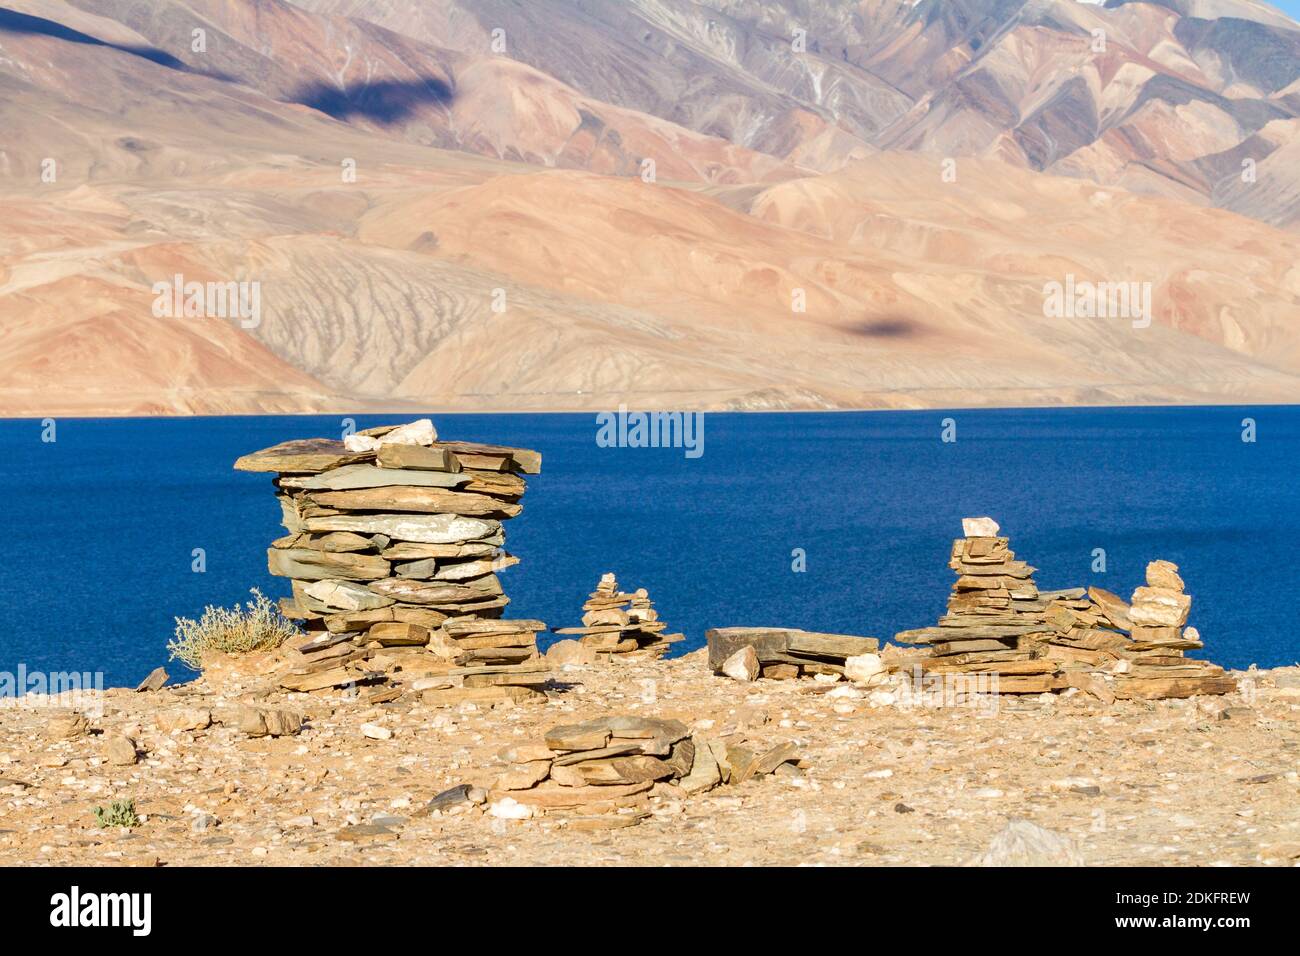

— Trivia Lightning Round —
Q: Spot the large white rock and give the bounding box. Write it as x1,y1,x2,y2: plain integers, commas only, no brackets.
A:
962,516,1001,537
380,419,437,446
721,645,759,682
844,653,885,685
488,797,534,820
343,434,381,452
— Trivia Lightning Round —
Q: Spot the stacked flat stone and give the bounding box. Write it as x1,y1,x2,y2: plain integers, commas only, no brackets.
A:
234,419,549,705
894,517,1064,693
1046,561,1234,700
552,573,684,659
487,715,804,824
705,628,880,680
895,518,1235,701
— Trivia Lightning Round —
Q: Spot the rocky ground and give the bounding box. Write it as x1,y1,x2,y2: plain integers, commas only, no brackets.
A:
2,652,1298,867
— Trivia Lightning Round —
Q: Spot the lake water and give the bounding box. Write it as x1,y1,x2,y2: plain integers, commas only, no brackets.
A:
0,407,1295,687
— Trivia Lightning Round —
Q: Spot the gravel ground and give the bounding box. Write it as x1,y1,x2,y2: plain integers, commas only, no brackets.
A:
1,651,1297,866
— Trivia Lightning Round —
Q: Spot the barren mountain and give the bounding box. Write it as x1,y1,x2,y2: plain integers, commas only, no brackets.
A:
0,0,1297,415
300,0,1300,225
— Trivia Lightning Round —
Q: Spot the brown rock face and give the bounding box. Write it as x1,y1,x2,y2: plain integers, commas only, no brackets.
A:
1128,587,1193,627
1146,560,1186,592
45,713,90,740
103,735,139,766
155,709,212,733
234,708,303,738
546,640,598,666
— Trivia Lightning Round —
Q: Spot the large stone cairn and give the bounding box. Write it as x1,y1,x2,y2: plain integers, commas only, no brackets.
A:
552,573,684,660
896,518,1235,700
234,419,549,705
1049,560,1235,700
894,517,1065,693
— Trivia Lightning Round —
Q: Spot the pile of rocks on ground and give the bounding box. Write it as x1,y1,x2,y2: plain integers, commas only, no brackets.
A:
486,715,804,826
706,627,883,682
1046,561,1235,700
551,573,684,660
894,518,1235,700
234,419,550,706
893,516,1066,693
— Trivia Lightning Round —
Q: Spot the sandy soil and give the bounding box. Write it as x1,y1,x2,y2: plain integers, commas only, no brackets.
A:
1,652,1297,867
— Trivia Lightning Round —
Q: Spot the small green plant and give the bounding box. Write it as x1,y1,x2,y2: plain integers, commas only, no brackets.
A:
94,799,140,829
168,587,299,670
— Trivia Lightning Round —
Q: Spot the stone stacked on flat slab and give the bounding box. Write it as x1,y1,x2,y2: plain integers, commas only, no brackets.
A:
486,715,804,824
894,520,1234,701
893,517,1062,693
1107,561,1233,699
705,627,880,680
1036,560,1232,699
235,419,549,704
551,572,685,660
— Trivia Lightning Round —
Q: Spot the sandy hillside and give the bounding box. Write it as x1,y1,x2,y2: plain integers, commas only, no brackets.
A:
1,0,1298,414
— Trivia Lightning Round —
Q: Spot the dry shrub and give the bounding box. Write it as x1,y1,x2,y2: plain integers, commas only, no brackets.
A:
168,588,298,670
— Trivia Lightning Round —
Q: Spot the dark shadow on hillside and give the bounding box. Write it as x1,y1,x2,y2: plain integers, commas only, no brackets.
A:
1,7,183,70
847,317,926,339
292,77,455,124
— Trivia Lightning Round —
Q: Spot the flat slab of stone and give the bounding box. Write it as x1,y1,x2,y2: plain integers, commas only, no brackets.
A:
382,541,499,560
1087,586,1133,631
707,627,879,670
444,618,545,637
308,486,519,518
421,685,544,706
438,440,542,474
273,531,377,553
267,548,390,581
551,743,645,766
376,443,461,472
302,513,501,544
785,631,879,658
234,439,371,474
302,579,395,611
544,716,688,753
370,575,502,605
1112,676,1236,699
279,464,466,491
134,667,168,692
493,781,652,808
550,755,674,786
895,625,1044,643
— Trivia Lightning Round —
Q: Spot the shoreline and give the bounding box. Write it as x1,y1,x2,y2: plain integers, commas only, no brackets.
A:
2,401,1297,423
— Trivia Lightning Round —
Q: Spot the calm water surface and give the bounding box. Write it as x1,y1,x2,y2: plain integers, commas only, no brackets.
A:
0,407,1294,686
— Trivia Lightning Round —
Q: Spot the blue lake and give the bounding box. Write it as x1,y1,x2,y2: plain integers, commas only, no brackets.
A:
0,407,1295,687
